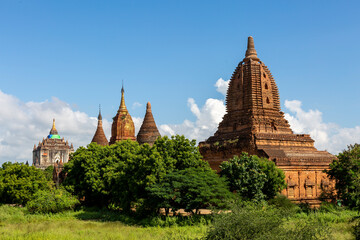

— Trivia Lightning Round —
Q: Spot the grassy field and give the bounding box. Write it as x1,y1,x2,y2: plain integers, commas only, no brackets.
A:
0,204,358,240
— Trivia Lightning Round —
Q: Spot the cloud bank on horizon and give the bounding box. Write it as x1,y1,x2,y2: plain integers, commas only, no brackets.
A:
0,78,359,164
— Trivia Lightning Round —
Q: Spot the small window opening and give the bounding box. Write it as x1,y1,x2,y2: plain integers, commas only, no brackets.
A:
263,73,266,78
266,97,270,104
265,83,268,89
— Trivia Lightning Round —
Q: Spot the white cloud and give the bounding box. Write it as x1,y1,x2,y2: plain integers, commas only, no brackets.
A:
132,102,142,109
284,100,360,154
215,78,230,96
159,97,226,143
0,90,111,165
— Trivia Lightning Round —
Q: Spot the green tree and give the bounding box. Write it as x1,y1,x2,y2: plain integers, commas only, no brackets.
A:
153,135,208,172
258,158,286,200
325,144,360,208
146,167,232,215
0,162,50,205
220,153,286,201
27,187,79,213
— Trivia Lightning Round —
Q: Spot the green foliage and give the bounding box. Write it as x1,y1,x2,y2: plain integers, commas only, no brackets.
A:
146,167,232,215
204,202,333,240
153,135,208,171
354,217,360,240
43,165,54,181
0,162,50,205
64,135,211,212
220,153,286,201
27,188,79,213
325,143,360,208
258,157,287,200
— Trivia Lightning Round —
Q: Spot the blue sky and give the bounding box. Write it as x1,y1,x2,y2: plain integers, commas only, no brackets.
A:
0,1,359,163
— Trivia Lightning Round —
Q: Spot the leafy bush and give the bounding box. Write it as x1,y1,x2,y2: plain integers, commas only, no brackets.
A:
220,153,286,201
204,202,332,240
27,188,79,213
0,162,50,205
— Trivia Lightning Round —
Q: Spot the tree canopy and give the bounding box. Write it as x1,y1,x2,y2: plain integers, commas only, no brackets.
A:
220,153,286,201
0,162,50,205
325,143,360,208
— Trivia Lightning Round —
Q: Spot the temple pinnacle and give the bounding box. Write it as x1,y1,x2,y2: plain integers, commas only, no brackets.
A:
146,102,151,112
244,36,259,61
119,84,127,111
98,104,102,120
50,118,58,135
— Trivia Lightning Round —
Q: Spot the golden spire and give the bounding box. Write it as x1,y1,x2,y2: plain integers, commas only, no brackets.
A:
50,118,58,135
119,83,127,111
244,36,259,61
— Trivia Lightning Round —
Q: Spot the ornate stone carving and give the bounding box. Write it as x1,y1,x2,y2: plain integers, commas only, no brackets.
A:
32,119,74,170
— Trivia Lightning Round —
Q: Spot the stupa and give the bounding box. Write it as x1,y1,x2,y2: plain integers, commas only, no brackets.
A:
137,102,161,145
33,119,74,169
91,106,109,146
199,36,335,205
109,86,136,144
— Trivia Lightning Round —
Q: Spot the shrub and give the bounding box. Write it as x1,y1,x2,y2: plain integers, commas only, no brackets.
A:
27,188,79,213
204,202,332,240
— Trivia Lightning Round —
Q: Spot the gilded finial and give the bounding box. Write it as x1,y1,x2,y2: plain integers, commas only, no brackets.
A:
244,36,259,61
119,82,127,111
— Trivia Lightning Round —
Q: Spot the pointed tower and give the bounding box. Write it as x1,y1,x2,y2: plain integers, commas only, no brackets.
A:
109,85,136,144
137,102,161,146
91,106,109,146
199,36,335,206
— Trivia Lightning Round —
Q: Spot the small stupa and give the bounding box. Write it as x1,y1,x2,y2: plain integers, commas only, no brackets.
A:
137,102,161,145
91,105,109,146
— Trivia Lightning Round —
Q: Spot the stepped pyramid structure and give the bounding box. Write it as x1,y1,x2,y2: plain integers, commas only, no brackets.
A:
33,119,74,169
199,36,335,205
137,102,161,145
91,106,109,146
109,86,136,144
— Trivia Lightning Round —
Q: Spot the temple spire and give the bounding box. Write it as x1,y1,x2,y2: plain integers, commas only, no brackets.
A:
244,36,259,61
98,104,102,120
137,102,161,146
50,118,58,135
119,82,127,111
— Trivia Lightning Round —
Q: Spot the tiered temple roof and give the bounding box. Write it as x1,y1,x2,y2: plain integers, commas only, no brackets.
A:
199,36,335,205
109,86,136,144
33,119,74,169
137,102,161,145
91,106,109,146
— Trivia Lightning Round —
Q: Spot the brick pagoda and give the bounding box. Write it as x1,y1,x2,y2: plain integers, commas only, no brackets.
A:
91,106,109,146
199,36,335,205
109,86,136,144
137,102,161,146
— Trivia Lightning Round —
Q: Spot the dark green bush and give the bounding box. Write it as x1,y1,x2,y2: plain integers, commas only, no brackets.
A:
27,188,79,213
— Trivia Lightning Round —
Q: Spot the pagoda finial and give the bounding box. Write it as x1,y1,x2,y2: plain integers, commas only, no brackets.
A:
244,36,259,61
98,104,102,120
50,118,58,135
146,102,151,112
119,82,127,111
